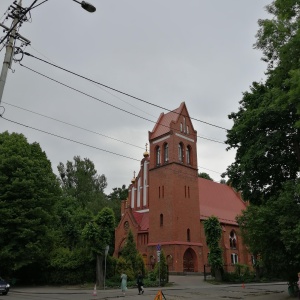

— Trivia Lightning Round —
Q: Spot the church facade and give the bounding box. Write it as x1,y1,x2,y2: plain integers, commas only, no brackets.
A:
114,102,251,273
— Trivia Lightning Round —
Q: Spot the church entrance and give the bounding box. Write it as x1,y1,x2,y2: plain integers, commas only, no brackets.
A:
183,248,196,272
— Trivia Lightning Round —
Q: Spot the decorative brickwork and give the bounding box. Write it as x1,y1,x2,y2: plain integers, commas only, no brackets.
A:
114,102,251,273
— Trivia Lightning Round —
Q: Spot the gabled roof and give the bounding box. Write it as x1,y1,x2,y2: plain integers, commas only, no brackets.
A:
129,178,246,231
198,178,246,225
149,102,185,140
133,211,149,231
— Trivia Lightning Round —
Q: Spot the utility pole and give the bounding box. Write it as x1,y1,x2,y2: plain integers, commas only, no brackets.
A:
0,0,95,108
0,0,30,106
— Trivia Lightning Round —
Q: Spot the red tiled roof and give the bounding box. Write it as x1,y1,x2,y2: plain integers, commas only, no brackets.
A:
132,179,245,230
150,103,184,139
198,178,246,225
133,211,149,231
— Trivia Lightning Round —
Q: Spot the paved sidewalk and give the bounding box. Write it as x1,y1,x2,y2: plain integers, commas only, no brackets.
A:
9,275,291,300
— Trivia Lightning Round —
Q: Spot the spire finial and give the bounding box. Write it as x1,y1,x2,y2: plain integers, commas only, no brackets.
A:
143,142,149,157
131,171,136,184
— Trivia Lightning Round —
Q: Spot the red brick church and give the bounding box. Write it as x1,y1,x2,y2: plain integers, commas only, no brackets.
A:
114,102,251,273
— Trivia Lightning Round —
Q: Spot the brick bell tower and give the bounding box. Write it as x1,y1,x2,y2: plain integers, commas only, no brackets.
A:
147,102,201,272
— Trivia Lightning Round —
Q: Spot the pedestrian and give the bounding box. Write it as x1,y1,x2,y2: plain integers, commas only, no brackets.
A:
297,272,300,299
120,272,127,296
136,272,144,295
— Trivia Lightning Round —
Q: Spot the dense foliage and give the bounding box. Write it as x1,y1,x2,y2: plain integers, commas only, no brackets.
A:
0,132,61,280
154,250,168,286
198,172,213,181
225,1,300,204
83,207,115,286
237,180,300,280
58,156,107,212
0,132,128,284
225,0,300,281
204,216,223,281
107,185,128,224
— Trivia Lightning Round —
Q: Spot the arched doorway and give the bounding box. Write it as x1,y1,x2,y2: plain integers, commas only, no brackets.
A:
183,248,196,272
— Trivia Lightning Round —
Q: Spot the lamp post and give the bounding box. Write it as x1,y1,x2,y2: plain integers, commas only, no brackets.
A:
104,245,109,290
72,0,96,13
0,0,96,106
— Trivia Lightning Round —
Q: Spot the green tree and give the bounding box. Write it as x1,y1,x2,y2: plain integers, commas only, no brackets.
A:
120,229,139,272
237,179,300,280
225,0,300,281
0,132,61,279
58,156,107,211
82,207,115,287
116,256,134,280
107,184,128,224
154,249,168,286
48,194,94,284
204,216,223,281
224,1,300,205
136,253,146,277
198,172,213,181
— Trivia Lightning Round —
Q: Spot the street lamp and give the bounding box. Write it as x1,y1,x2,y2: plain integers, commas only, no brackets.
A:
104,245,109,290
72,0,96,13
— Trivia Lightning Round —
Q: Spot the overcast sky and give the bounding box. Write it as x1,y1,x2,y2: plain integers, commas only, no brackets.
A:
0,0,271,193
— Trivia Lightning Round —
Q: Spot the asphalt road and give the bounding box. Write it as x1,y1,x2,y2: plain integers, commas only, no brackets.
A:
4,275,292,300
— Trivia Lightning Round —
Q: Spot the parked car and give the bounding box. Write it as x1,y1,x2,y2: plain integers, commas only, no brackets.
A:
0,278,10,295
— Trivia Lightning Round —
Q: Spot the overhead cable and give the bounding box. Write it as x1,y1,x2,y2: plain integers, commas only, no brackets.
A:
3,101,145,150
0,115,225,178
0,115,141,162
23,52,229,131
19,63,226,145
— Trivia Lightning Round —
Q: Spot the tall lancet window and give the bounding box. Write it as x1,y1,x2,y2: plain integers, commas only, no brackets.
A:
178,143,184,162
164,143,169,163
187,228,191,242
186,146,191,165
156,146,161,166
143,161,148,206
229,230,237,249
137,177,141,207
131,186,135,208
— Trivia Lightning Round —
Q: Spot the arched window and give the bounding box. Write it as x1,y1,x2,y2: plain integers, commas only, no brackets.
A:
183,117,186,133
156,146,161,166
178,142,184,162
229,230,237,249
160,214,164,226
187,228,191,242
164,143,169,163
231,253,238,264
186,146,191,165
180,123,183,132
187,125,189,135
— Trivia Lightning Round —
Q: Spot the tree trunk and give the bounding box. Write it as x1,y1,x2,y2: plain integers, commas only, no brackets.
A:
96,254,104,288
215,268,222,281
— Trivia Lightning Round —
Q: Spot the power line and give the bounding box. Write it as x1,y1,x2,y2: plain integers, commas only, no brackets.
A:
198,166,222,175
0,115,225,178
23,52,229,131
27,45,159,120
0,0,38,45
19,63,225,144
1,115,141,162
3,101,145,150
